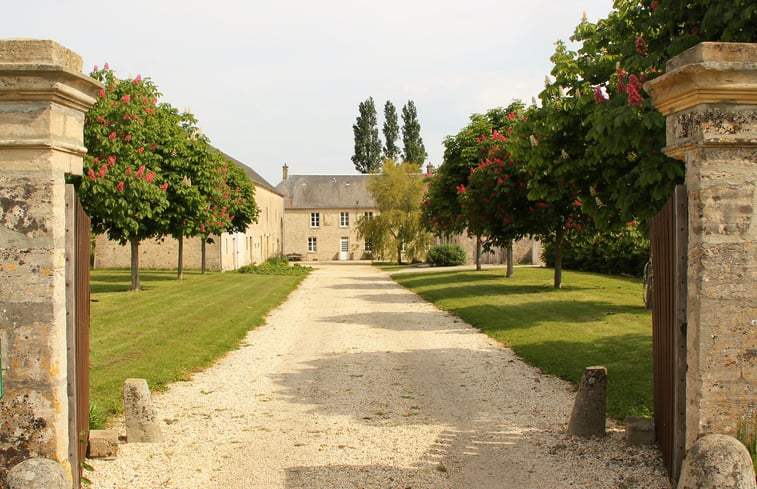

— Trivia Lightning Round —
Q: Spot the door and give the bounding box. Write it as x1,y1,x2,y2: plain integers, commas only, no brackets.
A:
339,237,349,260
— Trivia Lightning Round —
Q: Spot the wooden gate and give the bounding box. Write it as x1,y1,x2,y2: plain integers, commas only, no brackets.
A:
650,185,687,481
66,185,91,487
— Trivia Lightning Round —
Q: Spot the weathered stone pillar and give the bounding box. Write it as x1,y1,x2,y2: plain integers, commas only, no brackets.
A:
0,39,101,480
646,42,757,450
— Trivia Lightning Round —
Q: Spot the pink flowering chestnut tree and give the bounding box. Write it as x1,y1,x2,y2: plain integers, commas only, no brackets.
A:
75,65,172,290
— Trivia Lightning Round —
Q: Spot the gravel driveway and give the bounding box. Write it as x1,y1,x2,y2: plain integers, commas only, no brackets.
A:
90,262,670,488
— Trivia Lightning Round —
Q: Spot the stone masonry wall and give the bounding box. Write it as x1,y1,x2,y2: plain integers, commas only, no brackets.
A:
93,233,222,270
647,42,757,448
0,39,101,482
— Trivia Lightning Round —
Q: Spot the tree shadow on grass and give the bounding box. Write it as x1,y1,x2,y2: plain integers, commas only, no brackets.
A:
395,279,597,302
507,334,655,420
392,271,507,290
90,269,182,293
451,299,649,331
321,299,646,333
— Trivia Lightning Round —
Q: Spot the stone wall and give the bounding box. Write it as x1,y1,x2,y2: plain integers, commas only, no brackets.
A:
94,233,222,270
647,42,757,448
434,234,544,266
93,184,284,270
0,39,101,482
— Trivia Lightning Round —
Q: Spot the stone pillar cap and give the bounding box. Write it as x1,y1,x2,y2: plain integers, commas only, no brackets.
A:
0,39,83,72
666,42,757,71
645,42,757,116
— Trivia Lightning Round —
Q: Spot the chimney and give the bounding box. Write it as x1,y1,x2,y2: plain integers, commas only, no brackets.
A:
282,163,289,180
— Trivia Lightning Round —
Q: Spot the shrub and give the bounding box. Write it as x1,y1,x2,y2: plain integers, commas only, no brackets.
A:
266,253,290,266
541,224,650,277
426,244,467,267
238,255,312,275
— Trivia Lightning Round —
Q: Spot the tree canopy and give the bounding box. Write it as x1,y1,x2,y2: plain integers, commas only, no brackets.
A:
76,65,259,289
422,0,756,287
421,104,522,238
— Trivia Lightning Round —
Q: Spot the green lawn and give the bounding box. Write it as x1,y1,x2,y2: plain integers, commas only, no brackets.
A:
88,268,308,428
390,266,653,421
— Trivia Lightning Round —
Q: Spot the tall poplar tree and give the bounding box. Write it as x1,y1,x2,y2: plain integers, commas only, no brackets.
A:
401,100,426,165
382,101,400,160
352,97,382,174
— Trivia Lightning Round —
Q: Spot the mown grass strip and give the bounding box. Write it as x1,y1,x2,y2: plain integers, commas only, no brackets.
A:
89,268,308,428
390,266,653,421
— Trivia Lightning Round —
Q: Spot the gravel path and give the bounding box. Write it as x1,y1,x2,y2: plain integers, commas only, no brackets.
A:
90,262,671,488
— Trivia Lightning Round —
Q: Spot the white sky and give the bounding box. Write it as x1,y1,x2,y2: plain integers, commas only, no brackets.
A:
4,0,614,185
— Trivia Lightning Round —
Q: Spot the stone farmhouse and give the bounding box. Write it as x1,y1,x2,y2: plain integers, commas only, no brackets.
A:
95,157,542,268
93,152,284,271
275,164,542,265
275,165,377,262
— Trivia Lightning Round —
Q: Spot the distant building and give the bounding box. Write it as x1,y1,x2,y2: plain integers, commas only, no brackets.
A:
275,165,377,261
93,152,284,271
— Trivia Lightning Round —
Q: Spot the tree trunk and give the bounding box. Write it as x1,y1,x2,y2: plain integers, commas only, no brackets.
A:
506,240,514,278
397,243,403,265
553,229,564,289
129,237,140,291
177,234,184,280
475,236,482,271
201,239,207,275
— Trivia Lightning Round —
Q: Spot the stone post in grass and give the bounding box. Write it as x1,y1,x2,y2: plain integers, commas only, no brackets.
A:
124,379,163,443
567,366,607,437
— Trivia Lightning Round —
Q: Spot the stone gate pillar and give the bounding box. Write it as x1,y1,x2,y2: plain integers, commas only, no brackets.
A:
646,42,757,449
0,40,101,480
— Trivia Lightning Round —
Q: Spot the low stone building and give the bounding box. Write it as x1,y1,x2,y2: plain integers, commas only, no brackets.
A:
94,153,284,270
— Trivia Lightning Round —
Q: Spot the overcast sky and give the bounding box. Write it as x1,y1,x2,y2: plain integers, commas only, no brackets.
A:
4,0,614,185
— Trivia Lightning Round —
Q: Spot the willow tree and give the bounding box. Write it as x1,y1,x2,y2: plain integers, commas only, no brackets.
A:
358,159,432,264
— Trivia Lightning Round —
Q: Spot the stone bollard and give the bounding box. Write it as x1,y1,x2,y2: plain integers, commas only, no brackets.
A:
677,434,757,489
123,379,163,443
626,416,656,445
87,430,120,459
567,366,607,437
5,458,70,489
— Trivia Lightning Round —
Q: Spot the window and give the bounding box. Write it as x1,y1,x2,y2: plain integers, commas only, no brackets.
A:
308,237,317,253
310,212,320,228
364,211,373,220
340,212,349,227
364,240,372,252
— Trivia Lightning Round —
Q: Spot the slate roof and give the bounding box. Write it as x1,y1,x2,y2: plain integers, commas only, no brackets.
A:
215,149,282,196
275,174,376,210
